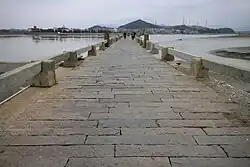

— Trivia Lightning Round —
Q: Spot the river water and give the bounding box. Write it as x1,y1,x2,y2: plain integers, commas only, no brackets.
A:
150,35,250,71
0,36,102,62
1,34,250,71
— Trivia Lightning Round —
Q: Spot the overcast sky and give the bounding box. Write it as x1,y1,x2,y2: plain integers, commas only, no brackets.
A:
0,0,250,30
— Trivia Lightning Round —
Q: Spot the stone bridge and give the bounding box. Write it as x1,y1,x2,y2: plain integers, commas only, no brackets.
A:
0,39,250,166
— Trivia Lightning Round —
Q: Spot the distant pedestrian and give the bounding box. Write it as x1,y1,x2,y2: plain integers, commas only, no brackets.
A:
131,32,136,40
123,32,127,39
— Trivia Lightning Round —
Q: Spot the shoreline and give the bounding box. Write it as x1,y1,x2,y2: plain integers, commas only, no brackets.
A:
210,47,250,61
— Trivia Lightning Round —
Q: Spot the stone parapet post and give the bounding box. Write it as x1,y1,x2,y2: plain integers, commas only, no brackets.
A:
191,58,209,79
63,51,80,67
143,34,149,48
88,45,97,56
136,38,140,43
32,60,57,87
140,39,144,47
161,47,175,61
104,32,110,47
146,41,152,50
150,44,159,54
99,42,105,51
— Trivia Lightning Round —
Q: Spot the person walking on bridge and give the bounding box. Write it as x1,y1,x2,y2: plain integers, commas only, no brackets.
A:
131,32,136,40
123,32,127,39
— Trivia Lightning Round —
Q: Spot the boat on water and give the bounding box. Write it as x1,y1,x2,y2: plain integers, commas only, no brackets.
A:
32,35,42,40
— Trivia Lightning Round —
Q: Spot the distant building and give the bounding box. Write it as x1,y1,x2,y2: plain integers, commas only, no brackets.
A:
28,26,41,32
55,26,70,33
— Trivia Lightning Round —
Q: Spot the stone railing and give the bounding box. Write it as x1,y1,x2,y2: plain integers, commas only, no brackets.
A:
0,34,122,102
136,35,250,108
136,35,250,81
0,62,28,75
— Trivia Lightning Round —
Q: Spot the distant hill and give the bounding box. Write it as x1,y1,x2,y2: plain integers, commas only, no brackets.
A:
166,25,235,34
88,25,113,29
118,20,234,33
119,19,162,29
99,24,118,28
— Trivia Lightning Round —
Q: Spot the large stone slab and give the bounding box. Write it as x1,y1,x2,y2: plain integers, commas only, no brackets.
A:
180,113,226,120
170,158,250,167
116,145,226,157
168,87,208,92
158,120,241,128
121,128,206,135
109,106,174,113
98,119,158,128
30,112,90,120
0,135,86,146
90,112,181,120
1,145,114,157
85,135,196,145
203,127,250,136
114,94,162,102
194,136,250,145
129,102,169,108
221,145,250,158
5,128,120,136
7,121,98,129
171,103,238,113
0,156,68,167
76,102,128,109
67,157,171,167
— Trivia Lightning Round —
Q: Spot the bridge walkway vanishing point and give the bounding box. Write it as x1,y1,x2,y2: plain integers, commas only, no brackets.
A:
0,39,250,167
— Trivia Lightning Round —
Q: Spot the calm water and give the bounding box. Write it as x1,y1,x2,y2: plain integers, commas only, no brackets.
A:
150,34,250,71
0,36,102,62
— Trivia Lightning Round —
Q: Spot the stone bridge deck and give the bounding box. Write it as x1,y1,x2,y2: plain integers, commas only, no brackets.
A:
0,39,250,167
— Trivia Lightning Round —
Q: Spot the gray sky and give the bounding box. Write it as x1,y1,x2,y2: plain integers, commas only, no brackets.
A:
1,0,250,30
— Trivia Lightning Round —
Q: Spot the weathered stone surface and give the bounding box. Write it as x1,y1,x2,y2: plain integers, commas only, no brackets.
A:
0,135,86,146
85,135,196,145
116,145,226,157
180,113,226,120
7,121,98,129
203,127,250,136
90,112,181,120
0,156,68,167
110,106,173,113
168,87,208,92
221,145,250,157
115,94,162,102
98,119,158,128
121,128,206,135
129,102,169,108
172,92,222,99
76,102,128,109
1,37,249,166
5,128,120,136
194,136,250,145
158,120,242,128
1,145,114,157
170,158,250,167
30,112,90,120
171,103,238,113
67,157,171,167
